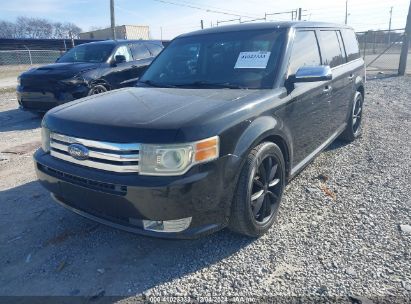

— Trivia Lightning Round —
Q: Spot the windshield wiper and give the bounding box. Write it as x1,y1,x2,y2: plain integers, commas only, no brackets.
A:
137,80,177,88
174,81,247,89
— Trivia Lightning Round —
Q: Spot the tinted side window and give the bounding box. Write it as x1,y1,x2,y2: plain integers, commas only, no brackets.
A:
130,43,151,60
288,31,321,75
113,45,133,62
341,29,361,61
319,30,344,68
146,43,163,56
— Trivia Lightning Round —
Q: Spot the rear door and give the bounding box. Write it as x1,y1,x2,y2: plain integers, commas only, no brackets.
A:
282,30,334,167
129,43,153,81
318,29,353,133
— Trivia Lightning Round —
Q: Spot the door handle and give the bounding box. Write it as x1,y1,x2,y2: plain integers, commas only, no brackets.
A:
348,74,355,81
323,85,332,93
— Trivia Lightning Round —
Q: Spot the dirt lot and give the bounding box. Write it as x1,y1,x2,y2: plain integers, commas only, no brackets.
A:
0,77,410,302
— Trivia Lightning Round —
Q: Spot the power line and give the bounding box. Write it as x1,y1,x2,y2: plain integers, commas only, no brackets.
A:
163,0,261,18
148,0,257,18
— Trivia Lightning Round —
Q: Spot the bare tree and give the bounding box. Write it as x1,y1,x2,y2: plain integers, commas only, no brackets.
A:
0,17,82,39
0,21,16,38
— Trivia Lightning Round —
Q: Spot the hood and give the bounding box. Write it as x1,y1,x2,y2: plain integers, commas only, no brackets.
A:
21,62,100,80
45,87,259,143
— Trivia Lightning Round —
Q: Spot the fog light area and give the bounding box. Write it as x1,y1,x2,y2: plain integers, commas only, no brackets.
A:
143,217,192,233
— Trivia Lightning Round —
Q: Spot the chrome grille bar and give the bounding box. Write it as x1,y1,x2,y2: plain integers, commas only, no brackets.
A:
50,132,140,173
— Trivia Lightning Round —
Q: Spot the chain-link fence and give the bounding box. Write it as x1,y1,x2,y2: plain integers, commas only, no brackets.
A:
356,29,411,76
0,50,62,65
0,49,64,89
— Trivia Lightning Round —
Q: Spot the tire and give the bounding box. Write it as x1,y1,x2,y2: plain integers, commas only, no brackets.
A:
229,142,286,237
339,91,364,142
88,84,108,96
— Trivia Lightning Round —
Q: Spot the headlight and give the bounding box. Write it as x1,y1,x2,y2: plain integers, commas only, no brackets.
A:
41,126,51,153
60,74,85,85
139,136,219,176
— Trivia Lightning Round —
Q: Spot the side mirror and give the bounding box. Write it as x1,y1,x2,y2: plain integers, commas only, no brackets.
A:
114,55,126,64
292,66,332,83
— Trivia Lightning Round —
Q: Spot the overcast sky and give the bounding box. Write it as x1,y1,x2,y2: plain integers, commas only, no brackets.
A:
0,0,409,39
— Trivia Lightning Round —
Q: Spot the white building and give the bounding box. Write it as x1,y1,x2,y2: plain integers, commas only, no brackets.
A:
80,25,150,40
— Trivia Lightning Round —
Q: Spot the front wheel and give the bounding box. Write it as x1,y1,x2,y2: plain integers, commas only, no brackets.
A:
339,91,364,142
88,84,108,96
229,142,285,237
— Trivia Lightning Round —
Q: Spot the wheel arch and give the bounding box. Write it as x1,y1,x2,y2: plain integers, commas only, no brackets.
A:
231,116,293,180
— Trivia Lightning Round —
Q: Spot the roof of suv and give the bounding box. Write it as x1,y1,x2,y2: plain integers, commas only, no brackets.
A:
79,40,163,46
179,21,353,38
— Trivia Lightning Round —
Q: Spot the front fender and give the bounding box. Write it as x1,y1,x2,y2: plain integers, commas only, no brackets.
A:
231,115,293,172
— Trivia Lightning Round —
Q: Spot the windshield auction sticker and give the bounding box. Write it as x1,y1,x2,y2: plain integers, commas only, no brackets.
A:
234,51,271,69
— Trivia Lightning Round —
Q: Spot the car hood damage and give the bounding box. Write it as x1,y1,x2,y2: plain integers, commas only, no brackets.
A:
20,62,100,85
44,87,259,143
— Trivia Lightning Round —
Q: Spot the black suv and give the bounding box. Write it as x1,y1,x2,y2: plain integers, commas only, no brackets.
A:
17,40,163,113
34,22,365,238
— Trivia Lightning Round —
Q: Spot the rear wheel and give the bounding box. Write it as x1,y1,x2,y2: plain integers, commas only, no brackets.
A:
340,91,363,142
88,84,108,96
229,142,285,237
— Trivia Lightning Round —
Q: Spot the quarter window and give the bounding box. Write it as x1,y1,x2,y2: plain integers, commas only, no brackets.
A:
319,30,345,68
288,31,321,75
341,29,361,61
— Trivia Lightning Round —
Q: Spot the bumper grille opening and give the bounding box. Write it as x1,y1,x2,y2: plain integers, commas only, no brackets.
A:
38,164,127,196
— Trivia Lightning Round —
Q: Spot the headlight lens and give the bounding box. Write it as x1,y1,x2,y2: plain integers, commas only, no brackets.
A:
41,126,51,153
139,136,219,176
60,74,85,85
17,76,21,86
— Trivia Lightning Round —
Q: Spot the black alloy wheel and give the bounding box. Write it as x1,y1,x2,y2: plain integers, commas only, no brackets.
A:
340,91,364,142
229,142,285,237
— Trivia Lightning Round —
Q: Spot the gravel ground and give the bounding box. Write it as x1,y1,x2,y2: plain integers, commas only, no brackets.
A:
0,77,410,303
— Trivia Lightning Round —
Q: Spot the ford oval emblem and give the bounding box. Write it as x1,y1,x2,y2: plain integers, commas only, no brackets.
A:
68,144,89,161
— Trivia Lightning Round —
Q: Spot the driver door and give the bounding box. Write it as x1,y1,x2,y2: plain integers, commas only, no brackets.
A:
105,45,134,89
281,30,334,167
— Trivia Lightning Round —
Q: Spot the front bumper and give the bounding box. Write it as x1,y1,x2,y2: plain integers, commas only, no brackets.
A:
17,84,89,112
34,149,240,239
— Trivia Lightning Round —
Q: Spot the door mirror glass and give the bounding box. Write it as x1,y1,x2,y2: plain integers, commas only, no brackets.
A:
293,65,332,83
114,55,127,64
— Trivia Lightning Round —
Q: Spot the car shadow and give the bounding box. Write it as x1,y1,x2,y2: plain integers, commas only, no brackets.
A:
0,108,41,132
325,139,352,151
0,181,254,297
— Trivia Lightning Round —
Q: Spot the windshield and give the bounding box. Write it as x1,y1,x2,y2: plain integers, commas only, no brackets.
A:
58,44,114,63
140,29,286,89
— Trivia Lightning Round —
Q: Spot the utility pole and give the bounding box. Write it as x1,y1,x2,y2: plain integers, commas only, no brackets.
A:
110,0,116,40
388,6,393,45
298,8,302,21
399,0,411,75
345,0,348,24
201,20,204,29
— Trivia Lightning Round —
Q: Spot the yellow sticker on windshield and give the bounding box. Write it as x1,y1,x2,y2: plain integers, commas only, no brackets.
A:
234,51,271,69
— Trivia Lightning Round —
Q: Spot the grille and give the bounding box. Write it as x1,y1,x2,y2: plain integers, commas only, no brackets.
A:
50,133,140,173
21,77,56,89
39,164,127,195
